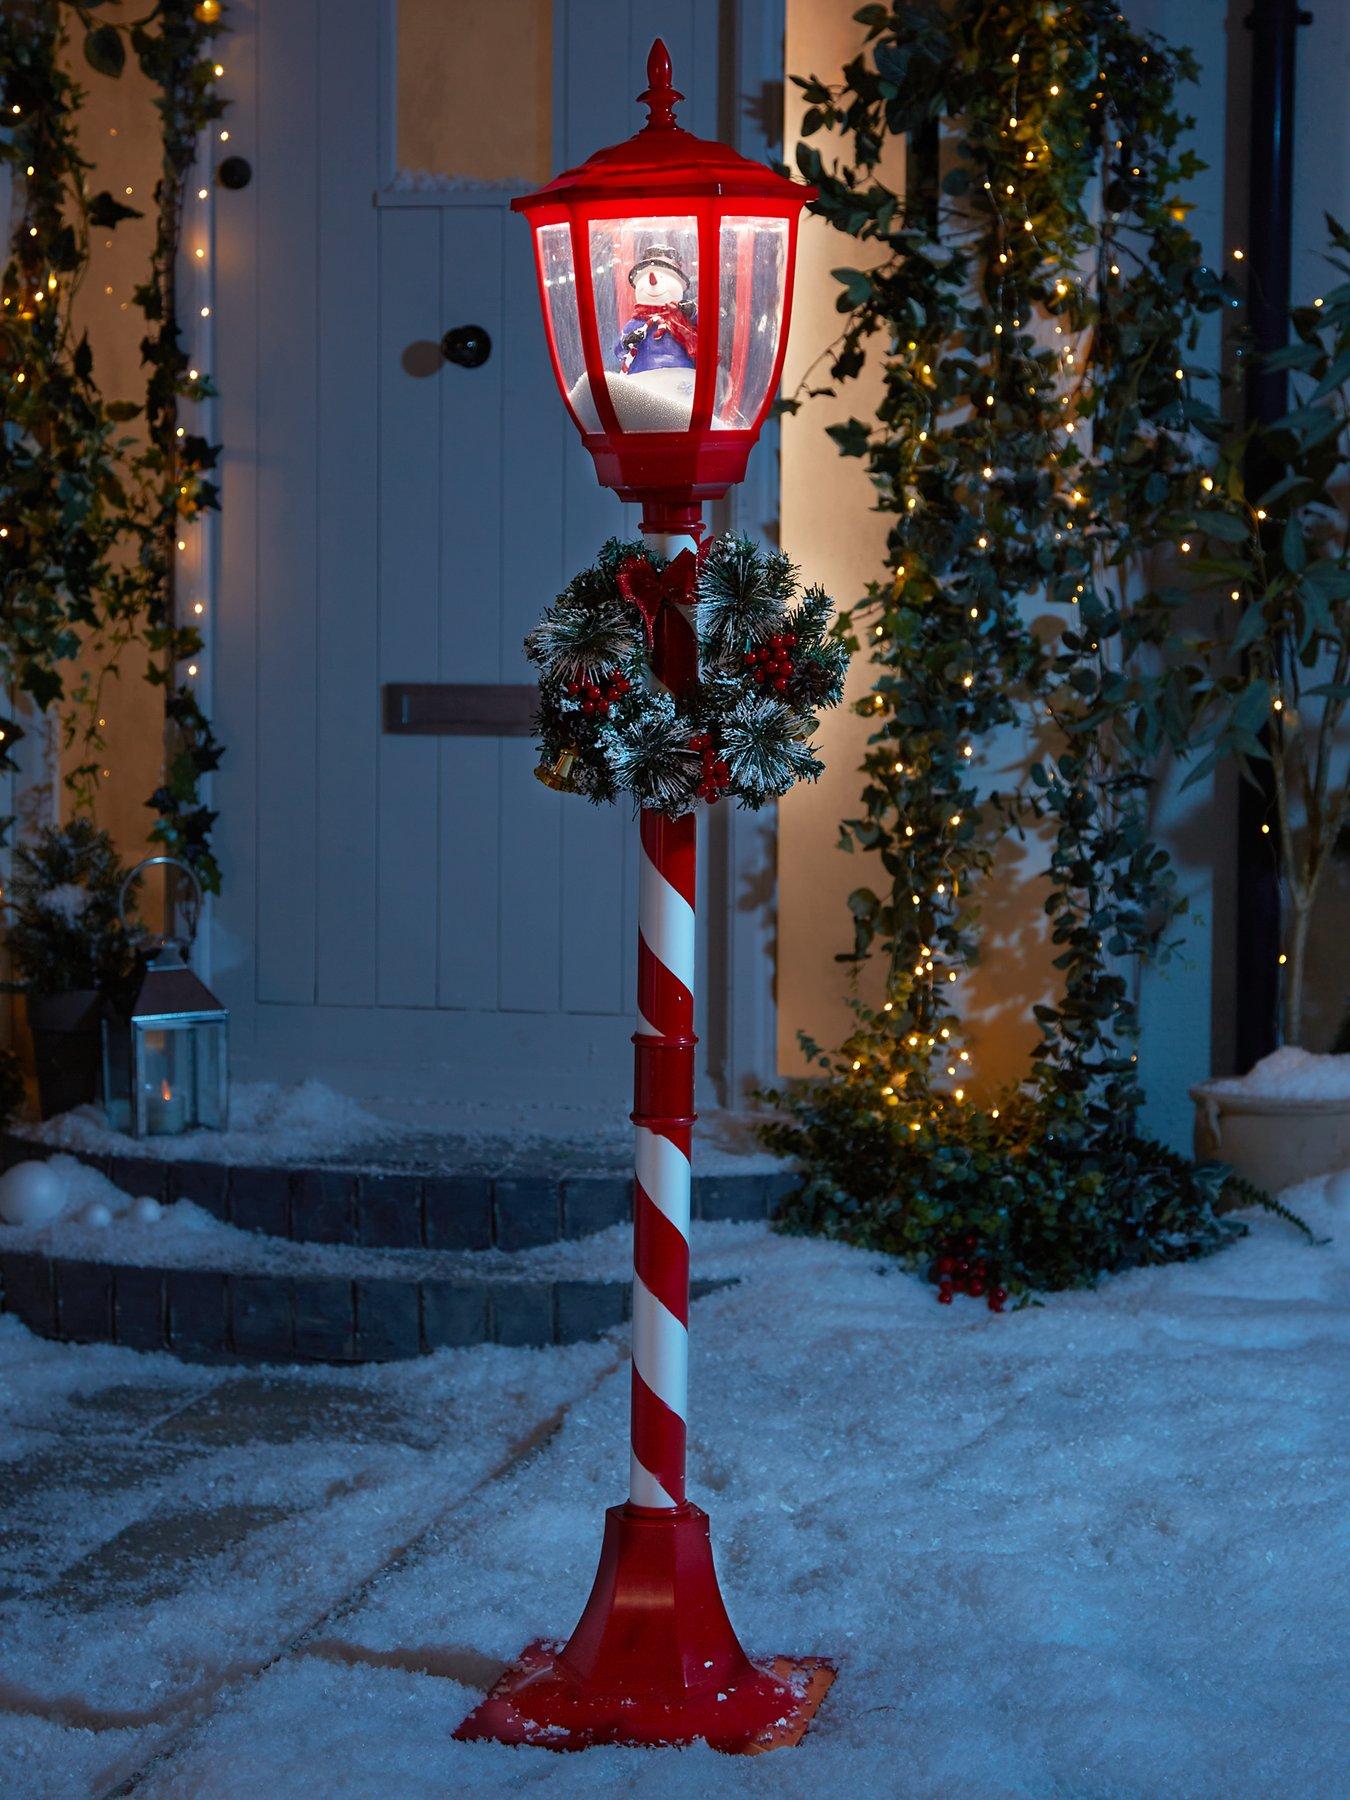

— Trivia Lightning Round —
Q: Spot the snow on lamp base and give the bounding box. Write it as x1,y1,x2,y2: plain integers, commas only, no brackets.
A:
453,1502,834,1753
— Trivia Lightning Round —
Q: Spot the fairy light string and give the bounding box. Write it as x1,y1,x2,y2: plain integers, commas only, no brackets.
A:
782,0,1235,1148
0,1,226,891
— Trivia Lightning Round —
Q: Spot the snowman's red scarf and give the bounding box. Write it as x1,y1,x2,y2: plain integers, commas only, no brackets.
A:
628,301,698,360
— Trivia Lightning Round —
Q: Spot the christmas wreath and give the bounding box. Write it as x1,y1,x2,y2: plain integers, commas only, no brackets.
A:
527,535,849,816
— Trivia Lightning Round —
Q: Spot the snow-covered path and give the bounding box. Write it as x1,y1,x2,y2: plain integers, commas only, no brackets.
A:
3,1188,1346,1798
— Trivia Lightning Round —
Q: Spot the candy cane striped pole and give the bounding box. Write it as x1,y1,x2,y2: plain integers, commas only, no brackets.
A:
629,505,702,1510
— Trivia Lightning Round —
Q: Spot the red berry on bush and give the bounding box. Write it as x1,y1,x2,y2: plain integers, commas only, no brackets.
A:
937,1256,956,1276
937,1286,954,1306
968,1278,985,1298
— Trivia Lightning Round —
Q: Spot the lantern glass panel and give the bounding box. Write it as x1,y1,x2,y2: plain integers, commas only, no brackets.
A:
713,217,788,431
131,1019,227,1136
536,223,590,429
583,216,698,433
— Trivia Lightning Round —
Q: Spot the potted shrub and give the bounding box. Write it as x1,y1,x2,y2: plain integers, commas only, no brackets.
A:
1187,219,1350,1191
5,819,145,1118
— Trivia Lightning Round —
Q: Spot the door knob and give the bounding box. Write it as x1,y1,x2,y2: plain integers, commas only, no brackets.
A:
441,325,492,368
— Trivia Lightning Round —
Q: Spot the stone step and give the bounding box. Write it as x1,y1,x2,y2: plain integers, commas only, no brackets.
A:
0,1246,731,1364
0,1133,795,1252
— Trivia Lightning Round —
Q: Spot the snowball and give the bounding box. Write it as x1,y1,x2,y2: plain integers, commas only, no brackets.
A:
78,1200,112,1228
128,1195,163,1225
0,1159,68,1226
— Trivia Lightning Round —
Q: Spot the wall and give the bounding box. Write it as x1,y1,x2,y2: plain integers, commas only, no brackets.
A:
62,45,166,878
776,0,1350,1146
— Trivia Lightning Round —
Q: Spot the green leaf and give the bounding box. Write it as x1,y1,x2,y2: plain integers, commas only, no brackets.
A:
88,190,143,230
831,267,874,307
1194,510,1250,543
83,24,126,76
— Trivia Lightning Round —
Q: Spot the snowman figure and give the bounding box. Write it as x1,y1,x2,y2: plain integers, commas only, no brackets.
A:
618,244,698,375
577,242,697,434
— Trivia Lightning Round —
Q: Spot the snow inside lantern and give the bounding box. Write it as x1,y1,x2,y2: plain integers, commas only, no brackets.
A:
514,43,808,507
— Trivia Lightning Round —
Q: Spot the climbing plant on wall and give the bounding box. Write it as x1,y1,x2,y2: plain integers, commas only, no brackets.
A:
0,0,225,889
760,0,1307,1295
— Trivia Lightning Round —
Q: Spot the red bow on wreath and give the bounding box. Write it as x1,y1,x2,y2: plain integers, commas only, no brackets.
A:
616,548,701,648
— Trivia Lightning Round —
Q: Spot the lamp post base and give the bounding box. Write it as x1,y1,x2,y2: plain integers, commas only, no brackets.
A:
453,1503,834,1753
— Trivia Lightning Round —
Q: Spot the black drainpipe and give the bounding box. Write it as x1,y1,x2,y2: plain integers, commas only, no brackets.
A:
1235,0,1311,1069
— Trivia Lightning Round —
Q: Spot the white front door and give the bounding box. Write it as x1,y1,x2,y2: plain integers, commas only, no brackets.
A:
211,0,780,1108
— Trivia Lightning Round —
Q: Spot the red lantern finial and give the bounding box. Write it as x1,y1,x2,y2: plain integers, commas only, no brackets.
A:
638,38,683,131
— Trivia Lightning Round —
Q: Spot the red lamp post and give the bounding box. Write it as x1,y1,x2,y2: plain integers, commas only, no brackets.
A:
454,42,830,1755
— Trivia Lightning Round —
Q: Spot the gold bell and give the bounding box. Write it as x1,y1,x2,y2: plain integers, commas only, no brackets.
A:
535,747,580,792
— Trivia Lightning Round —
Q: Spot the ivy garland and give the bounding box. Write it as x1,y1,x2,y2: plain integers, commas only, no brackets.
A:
759,0,1305,1294
0,0,226,890
528,535,848,816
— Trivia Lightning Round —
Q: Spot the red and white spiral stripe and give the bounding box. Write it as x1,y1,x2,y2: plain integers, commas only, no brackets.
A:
629,523,700,1510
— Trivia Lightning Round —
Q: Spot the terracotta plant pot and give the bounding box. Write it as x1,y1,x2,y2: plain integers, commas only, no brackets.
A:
25,989,102,1121
1191,1081,1350,1194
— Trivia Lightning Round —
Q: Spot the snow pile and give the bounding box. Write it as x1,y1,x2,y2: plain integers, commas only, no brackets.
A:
13,1080,399,1165
1203,1045,1350,1102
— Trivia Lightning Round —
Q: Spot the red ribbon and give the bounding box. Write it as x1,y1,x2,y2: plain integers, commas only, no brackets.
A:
616,549,700,648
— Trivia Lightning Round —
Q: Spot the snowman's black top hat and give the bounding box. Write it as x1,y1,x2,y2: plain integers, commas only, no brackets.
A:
628,243,690,290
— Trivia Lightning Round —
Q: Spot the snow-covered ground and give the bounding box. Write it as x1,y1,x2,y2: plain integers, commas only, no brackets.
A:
1,1184,1345,1798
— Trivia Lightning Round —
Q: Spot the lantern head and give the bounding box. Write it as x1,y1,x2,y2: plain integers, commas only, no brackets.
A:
512,40,816,515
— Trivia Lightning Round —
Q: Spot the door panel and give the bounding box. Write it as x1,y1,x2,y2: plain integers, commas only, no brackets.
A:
315,0,382,1008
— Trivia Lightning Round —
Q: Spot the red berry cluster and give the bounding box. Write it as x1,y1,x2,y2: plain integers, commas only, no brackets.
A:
689,732,730,803
931,1233,1007,1312
567,670,630,717
743,631,798,693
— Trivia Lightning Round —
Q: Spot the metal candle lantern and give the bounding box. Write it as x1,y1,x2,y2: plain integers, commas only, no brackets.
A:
455,43,829,1756
101,857,228,1139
